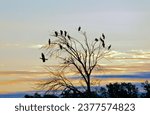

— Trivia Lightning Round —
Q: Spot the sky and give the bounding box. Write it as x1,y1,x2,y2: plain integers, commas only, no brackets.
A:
0,0,150,93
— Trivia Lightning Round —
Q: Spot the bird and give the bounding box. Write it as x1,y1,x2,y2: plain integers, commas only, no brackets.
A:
102,33,105,39
108,45,111,50
78,26,81,31
60,30,63,36
100,37,104,43
95,38,98,42
100,38,105,48
102,42,105,48
64,31,67,37
67,35,71,40
66,43,70,48
55,31,58,37
48,39,51,46
40,53,48,62
59,44,63,49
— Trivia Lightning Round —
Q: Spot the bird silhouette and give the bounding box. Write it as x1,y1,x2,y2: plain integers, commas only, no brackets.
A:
102,33,105,39
55,31,58,37
102,42,105,48
64,31,67,37
48,39,51,45
67,35,71,40
59,44,63,49
66,43,70,48
100,38,105,48
60,30,63,36
40,53,48,62
78,26,81,31
108,45,111,50
95,38,98,42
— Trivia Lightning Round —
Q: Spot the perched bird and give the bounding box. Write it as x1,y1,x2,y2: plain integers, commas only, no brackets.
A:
67,35,71,40
66,43,70,48
48,39,51,46
108,45,111,50
102,33,105,39
55,31,58,37
100,37,104,43
59,44,63,50
60,30,63,36
40,53,48,62
64,31,67,37
100,37,105,48
95,38,98,42
102,42,105,48
78,26,81,31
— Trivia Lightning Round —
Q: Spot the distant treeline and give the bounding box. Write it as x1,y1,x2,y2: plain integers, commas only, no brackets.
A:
25,81,150,98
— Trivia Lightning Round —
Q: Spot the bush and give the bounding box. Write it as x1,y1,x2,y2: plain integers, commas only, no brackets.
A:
24,93,58,98
106,82,138,98
141,81,150,98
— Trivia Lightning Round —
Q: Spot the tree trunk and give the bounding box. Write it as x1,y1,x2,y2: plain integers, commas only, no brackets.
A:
87,75,91,97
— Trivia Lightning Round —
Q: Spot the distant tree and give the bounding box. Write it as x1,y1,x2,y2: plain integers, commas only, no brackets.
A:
40,27,111,97
106,82,138,98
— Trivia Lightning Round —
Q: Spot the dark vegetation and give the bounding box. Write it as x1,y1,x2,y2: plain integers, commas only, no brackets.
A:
25,81,150,98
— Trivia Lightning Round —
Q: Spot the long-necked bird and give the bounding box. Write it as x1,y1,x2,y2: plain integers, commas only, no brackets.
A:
100,38,105,48
60,30,63,36
40,53,48,62
102,42,105,48
102,33,105,39
64,31,67,37
95,38,98,42
78,26,81,31
108,45,111,50
48,39,51,46
55,31,58,37
59,44,63,50
67,35,71,40
66,43,70,48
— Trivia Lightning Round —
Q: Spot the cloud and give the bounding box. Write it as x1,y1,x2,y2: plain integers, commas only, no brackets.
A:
107,50,150,60
0,43,44,49
29,44,43,49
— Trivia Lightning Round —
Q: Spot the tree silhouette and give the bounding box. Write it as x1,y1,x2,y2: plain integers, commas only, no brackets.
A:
40,27,111,97
106,82,138,98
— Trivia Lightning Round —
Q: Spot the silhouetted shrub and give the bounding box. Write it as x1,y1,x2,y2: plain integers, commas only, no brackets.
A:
24,94,34,98
141,81,150,98
61,89,100,98
97,87,108,98
61,89,83,98
106,82,138,98
43,94,58,98
24,93,59,98
24,93,41,98
33,93,42,98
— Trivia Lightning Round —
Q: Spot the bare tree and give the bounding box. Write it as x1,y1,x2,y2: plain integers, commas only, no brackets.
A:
40,27,111,97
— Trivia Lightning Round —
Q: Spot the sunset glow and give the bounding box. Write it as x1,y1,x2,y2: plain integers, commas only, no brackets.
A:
0,0,150,94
